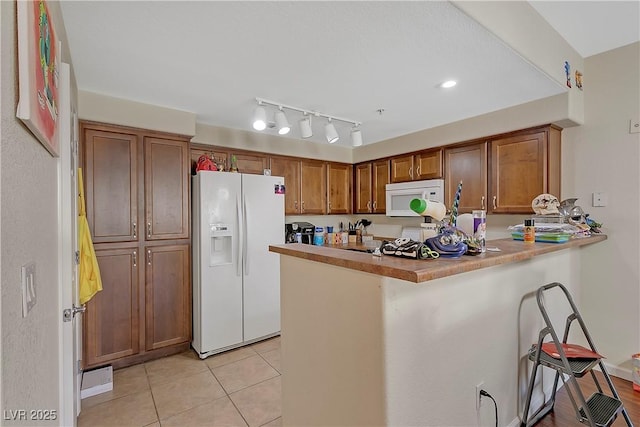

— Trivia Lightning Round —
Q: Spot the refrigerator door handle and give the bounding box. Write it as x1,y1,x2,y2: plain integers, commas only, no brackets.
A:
236,194,243,277
243,194,249,275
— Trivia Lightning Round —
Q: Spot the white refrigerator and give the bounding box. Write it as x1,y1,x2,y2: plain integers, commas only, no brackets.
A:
192,171,285,358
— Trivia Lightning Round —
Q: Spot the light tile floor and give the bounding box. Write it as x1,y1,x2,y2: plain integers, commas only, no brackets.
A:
78,337,282,427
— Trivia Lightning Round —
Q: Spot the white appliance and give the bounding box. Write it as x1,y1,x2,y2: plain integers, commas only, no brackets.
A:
192,171,285,358
385,179,445,216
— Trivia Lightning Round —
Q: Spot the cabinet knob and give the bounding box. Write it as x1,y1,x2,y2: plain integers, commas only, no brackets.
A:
367,201,371,212
409,166,413,179
133,250,137,267
147,249,152,265
147,222,152,238
492,196,497,209
301,201,305,212
372,201,377,211
416,166,421,177
481,196,485,210
294,200,298,212
132,222,137,239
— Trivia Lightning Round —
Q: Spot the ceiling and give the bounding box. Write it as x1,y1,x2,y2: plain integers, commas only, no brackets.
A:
59,1,639,148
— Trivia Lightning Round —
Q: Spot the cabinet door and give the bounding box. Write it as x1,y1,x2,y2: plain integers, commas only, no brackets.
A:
231,152,268,175
145,244,191,351
444,142,488,213
354,163,373,213
190,147,228,174
327,163,352,215
415,149,443,180
270,157,301,214
145,137,189,240
372,160,390,214
84,129,138,243
490,131,546,214
300,160,327,215
84,247,139,368
390,155,414,183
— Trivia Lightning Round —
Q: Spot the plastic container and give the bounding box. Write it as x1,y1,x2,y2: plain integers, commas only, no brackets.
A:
313,227,324,245
472,210,486,253
524,219,535,243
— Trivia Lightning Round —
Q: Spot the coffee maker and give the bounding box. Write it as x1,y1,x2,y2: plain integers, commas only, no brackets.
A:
285,222,315,244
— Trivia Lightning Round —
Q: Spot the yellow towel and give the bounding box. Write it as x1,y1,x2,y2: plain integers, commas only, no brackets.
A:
78,168,102,304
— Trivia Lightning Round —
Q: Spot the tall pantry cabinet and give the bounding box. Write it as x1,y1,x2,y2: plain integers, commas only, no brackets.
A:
81,121,191,369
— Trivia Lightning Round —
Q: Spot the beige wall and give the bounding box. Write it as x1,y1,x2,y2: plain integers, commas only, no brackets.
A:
564,42,640,376
1,0,76,422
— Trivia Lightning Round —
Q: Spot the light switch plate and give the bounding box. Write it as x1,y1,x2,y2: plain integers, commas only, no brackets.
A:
592,192,607,207
631,118,640,134
21,262,36,317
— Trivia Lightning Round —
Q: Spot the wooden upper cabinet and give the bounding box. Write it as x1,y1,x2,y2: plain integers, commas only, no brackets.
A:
354,163,373,213
300,160,326,215
84,247,139,368
231,152,268,175
144,137,189,240
270,156,301,215
489,130,557,214
190,147,228,174
327,163,352,215
390,154,414,183
83,128,138,243
444,142,488,213
372,160,390,214
390,149,442,183
414,149,443,180
355,160,389,214
145,244,191,351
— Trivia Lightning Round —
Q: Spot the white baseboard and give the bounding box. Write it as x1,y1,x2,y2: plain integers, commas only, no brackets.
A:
598,361,632,382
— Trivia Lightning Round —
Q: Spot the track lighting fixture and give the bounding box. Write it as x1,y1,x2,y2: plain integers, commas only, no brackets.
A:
252,104,267,131
252,98,363,146
299,114,313,138
325,119,339,144
351,127,363,147
274,108,290,135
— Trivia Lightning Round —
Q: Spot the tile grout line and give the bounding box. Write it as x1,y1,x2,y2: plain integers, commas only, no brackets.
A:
143,362,162,426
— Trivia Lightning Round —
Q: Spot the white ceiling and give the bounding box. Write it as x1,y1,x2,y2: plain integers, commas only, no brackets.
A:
59,1,639,148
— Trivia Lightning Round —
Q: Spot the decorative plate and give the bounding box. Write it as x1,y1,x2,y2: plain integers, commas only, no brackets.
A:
532,193,560,215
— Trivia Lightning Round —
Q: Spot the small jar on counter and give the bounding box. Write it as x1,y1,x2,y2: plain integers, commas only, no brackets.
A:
523,219,535,243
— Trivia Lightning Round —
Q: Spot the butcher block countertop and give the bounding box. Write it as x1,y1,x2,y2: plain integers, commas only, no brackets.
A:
269,234,607,283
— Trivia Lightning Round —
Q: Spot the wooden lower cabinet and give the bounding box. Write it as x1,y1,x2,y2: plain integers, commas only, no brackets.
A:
84,247,140,368
145,244,191,351
84,243,190,369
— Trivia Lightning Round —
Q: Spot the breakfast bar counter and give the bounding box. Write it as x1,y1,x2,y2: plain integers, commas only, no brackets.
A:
270,235,607,427
270,234,606,283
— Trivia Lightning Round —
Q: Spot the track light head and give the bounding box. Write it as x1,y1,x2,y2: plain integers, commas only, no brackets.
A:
299,116,312,138
274,109,290,135
252,105,267,131
325,120,339,144
351,127,363,147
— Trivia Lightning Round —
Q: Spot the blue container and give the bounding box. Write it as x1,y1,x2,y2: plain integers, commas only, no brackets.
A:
313,227,324,245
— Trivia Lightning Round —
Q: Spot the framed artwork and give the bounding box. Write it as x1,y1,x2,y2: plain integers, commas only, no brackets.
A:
16,0,61,157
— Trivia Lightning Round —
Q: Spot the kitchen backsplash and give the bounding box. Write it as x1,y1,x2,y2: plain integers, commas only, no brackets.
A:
285,214,528,240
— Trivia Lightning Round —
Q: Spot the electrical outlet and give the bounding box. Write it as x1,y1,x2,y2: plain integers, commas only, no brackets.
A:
476,382,484,410
630,118,640,134
592,192,607,207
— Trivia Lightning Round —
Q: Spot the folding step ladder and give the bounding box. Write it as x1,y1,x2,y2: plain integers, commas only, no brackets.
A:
521,282,633,427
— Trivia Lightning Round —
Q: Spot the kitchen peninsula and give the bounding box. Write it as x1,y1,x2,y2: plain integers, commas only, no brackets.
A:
270,235,606,426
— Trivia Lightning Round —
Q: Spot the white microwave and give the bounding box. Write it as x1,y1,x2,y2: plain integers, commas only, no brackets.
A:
385,179,445,216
